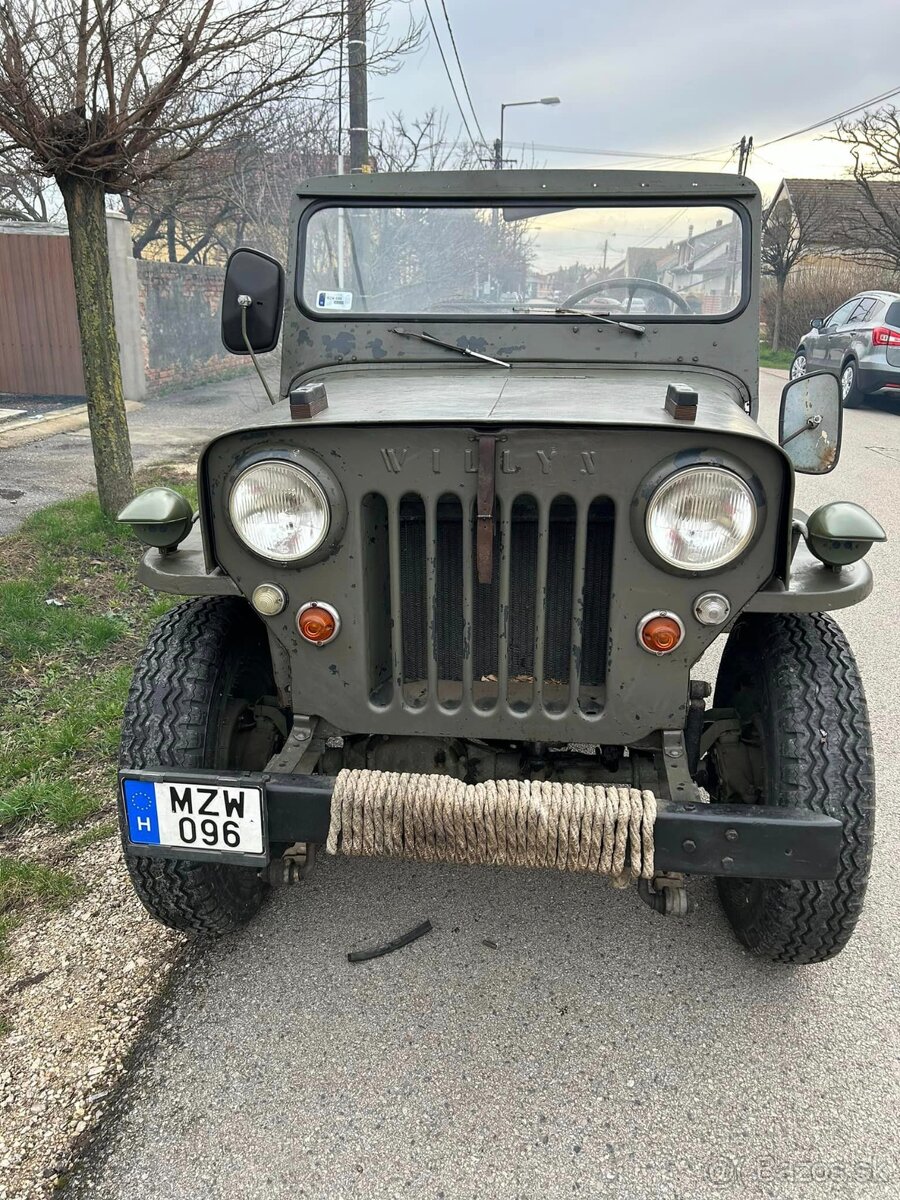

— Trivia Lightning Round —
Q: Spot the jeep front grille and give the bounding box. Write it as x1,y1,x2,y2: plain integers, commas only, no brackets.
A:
363,492,614,717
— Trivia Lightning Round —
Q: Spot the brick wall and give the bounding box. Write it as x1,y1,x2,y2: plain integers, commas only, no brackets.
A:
137,260,246,391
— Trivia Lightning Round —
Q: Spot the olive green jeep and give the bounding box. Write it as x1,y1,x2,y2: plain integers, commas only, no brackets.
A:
117,170,885,963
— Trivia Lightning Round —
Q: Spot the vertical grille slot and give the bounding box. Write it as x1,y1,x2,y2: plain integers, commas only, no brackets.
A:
398,494,427,708
579,497,615,715
434,495,463,709
472,497,500,711
362,493,392,706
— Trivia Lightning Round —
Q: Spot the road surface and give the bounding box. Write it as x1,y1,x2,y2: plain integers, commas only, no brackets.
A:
0,369,275,537
69,370,899,1200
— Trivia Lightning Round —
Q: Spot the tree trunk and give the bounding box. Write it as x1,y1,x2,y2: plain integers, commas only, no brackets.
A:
772,276,786,352
59,174,135,517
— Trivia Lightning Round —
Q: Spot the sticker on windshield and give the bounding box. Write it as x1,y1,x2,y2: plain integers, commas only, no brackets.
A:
316,289,353,311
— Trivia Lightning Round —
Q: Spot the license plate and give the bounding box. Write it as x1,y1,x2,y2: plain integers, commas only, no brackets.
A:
121,775,264,857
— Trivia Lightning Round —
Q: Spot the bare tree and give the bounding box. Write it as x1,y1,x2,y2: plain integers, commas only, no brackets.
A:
761,192,823,351
0,1,416,515
369,109,472,172
0,150,61,221
832,107,900,272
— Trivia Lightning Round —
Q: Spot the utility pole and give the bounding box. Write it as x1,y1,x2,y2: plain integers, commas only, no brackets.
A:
736,134,753,176
347,0,369,172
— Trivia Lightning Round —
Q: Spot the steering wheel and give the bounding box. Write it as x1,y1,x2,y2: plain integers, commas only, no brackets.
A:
562,276,693,315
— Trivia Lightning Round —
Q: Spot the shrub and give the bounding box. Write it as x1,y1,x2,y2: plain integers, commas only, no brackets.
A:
761,259,900,350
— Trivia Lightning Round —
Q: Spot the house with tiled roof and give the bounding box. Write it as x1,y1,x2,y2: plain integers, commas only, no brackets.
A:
769,177,900,258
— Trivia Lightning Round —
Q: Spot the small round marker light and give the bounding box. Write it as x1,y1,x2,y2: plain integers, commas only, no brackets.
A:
251,583,286,616
297,601,340,645
693,592,731,626
638,611,685,655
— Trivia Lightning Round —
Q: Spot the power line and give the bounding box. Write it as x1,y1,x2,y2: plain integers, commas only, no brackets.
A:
438,0,487,147
758,81,900,147
502,140,734,164
421,0,479,151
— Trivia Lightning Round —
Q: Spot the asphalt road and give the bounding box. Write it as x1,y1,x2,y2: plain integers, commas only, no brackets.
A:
70,370,900,1200
0,368,275,537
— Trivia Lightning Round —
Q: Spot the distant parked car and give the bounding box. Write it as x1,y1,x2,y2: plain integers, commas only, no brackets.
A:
790,290,900,408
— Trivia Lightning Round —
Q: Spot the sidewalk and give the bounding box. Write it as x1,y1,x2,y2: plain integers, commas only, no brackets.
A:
0,369,276,537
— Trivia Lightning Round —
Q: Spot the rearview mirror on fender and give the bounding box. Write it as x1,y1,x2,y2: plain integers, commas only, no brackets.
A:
779,370,842,474
221,247,284,355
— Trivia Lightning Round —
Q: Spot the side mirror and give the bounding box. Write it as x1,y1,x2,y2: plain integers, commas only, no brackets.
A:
779,370,842,475
222,248,284,355
810,317,824,329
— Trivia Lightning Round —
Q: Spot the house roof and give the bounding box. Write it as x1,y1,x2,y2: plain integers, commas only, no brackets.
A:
775,177,900,245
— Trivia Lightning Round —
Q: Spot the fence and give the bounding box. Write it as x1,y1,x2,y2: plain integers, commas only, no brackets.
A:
137,260,238,391
0,223,85,398
0,214,240,402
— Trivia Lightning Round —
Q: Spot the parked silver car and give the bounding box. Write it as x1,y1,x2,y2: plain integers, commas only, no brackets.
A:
790,290,900,407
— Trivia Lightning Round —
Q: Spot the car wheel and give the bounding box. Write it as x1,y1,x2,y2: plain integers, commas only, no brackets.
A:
119,597,284,935
789,350,807,380
841,359,865,408
709,612,874,964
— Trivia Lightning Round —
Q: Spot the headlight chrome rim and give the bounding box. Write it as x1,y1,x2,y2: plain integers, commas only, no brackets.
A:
645,465,758,573
229,460,331,563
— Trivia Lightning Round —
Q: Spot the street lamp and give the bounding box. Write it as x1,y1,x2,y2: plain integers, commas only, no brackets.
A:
496,96,561,169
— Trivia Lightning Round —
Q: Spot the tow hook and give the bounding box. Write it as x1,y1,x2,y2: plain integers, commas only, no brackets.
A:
266,842,315,885
638,873,690,917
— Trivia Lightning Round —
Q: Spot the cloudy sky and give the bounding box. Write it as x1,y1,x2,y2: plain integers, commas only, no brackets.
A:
370,0,900,199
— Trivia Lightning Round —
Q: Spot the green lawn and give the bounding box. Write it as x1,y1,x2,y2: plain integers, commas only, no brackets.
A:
0,476,194,952
758,345,795,371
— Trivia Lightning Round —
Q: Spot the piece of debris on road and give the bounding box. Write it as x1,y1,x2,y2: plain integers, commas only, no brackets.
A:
347,918,433,963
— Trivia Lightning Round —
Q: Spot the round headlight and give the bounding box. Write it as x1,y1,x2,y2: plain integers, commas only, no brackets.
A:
229,461,330,562
646,466,757,571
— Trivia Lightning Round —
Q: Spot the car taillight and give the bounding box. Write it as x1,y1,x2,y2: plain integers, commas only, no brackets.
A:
871,326,900,347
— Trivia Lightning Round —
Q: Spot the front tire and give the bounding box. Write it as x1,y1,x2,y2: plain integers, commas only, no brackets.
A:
841,358,865,408
710,613,875,964
120,597,283,935
789,349,807,380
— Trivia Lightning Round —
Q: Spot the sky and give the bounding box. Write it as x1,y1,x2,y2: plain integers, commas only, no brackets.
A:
369,0,900,205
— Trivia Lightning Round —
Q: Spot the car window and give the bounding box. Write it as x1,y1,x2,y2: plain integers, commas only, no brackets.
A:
826,300,860,327
885,300,900,327
846,297,878,323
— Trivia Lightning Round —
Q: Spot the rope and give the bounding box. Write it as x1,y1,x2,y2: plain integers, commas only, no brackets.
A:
326,770,657,885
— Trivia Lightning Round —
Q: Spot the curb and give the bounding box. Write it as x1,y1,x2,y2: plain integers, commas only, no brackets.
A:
0,401,143,449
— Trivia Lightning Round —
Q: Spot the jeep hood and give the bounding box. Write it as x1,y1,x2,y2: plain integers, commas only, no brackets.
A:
266,365,761,439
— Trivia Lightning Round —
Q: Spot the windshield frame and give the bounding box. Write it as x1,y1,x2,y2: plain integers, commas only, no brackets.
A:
295,197,752,326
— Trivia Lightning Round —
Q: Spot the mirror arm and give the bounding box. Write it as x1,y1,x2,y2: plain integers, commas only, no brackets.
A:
782,413,823,446
239,294,278,406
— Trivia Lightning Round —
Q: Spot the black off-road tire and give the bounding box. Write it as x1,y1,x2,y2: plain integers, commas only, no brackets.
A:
120,596,277,935
712,612,874,964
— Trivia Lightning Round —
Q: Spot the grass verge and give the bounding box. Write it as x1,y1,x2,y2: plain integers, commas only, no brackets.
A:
0,472,195,953
759,345,794,371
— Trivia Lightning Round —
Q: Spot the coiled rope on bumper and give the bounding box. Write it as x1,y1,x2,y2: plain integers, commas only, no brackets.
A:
326,769,656,885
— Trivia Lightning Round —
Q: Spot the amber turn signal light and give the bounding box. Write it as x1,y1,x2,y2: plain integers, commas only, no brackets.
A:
297,601,340,645
637,611,685,655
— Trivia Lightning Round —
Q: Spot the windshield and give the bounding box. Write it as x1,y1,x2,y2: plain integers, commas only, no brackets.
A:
300,202,744,319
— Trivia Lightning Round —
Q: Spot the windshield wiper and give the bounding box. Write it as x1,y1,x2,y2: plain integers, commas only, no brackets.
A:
390,327,510,368
553,307,646,336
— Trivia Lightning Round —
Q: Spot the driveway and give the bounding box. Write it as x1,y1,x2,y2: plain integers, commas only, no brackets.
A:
70,369,900,1200
0,369,275,537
